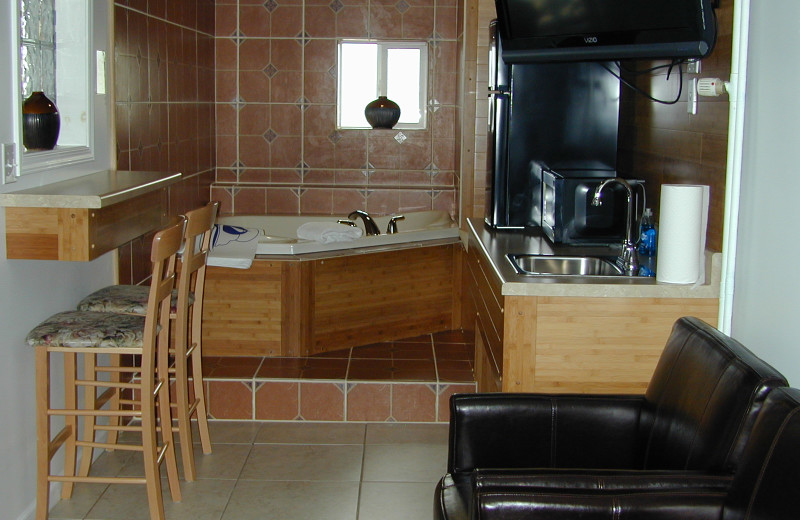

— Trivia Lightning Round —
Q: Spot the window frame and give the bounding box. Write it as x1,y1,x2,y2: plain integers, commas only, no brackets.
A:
12,0,111,178
337,39,429,131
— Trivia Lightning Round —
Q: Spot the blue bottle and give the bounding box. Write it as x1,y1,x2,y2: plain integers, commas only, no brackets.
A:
638,208,657,257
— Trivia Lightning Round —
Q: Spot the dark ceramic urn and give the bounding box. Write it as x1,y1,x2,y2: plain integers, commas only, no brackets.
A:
23,91,60,151
364,96,401,129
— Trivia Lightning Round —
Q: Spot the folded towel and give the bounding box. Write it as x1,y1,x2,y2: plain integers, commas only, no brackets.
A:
207,225,262,269
296,222,363,244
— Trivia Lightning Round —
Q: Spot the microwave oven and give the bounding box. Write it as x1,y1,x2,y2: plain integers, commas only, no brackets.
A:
542,169,644,245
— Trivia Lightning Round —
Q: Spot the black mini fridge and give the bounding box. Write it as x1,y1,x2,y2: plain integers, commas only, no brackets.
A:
485,19,621,230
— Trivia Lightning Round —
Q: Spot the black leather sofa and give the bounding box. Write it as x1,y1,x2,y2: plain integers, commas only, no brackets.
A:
434,317,790,520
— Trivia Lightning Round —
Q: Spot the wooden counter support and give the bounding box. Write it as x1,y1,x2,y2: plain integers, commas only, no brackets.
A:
1,170,180,262
5,189,166,261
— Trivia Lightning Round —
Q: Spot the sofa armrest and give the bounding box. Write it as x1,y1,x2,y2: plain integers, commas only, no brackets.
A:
447,393,646,474
474,468,733,493
475,490,726,520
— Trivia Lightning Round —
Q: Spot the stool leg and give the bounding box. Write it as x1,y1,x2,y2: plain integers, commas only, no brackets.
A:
158,334,182,502
174,349,197,481
191,348,212,454
105,353,122,448
61,352,78,499
35,348,51,520
78,353,97,478
141,383,166,520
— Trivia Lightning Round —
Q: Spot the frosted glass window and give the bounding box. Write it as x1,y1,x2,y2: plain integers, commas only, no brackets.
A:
20,0,57,100
337,41,428,130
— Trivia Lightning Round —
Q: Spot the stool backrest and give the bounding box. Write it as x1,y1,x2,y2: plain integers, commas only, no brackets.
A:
143,216,186,375
175,201,219,348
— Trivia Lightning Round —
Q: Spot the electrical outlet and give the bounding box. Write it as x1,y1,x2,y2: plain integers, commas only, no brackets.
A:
3,143,18,184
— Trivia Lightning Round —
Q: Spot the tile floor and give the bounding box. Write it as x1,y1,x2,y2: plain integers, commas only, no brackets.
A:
201,330,477,423
48,421,449,520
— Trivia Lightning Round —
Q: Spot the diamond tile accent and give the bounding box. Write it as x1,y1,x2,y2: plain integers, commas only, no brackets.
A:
263,129,277,143
329,0,343,13
394,132,407,144
328,131,343,144
429,99,441,112
264,0,278,13
263,64,278,78
327,65,338,80
425,163,440,177
395,0,410,13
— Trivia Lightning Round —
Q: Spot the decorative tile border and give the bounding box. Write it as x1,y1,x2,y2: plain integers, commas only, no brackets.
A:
206,378,476,423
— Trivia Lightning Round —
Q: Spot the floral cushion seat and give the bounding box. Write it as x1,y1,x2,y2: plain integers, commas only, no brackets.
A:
26,310,147,349
77,285,192,315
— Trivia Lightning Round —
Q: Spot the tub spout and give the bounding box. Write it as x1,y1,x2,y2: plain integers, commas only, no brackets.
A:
348,210,381,236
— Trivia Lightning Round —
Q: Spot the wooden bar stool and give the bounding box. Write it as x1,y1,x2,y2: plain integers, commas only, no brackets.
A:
76,201,218,481
27,216,185,520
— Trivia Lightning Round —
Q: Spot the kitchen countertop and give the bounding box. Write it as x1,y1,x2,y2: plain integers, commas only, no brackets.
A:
0,170,182,208
467,218,720,299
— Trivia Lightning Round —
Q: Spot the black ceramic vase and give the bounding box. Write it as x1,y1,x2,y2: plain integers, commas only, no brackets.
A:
23,91,60,151
364,96,401,129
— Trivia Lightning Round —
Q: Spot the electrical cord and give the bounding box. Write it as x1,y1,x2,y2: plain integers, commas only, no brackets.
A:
601,59,684,105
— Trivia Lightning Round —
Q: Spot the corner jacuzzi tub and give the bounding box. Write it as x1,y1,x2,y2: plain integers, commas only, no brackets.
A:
215,210,460,255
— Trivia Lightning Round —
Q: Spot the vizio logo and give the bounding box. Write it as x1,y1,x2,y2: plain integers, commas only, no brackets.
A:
584,36,599,44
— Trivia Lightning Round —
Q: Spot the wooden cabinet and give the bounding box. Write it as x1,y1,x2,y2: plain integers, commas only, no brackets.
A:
466,234,719,394
203,243,462,356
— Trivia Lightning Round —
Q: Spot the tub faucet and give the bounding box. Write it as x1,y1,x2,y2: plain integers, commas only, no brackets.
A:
348,210,381,236
591,178,639,276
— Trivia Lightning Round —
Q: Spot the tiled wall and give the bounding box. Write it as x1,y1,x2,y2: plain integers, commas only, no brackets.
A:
114,0,217,283
210,0,463,219
617,5,734,252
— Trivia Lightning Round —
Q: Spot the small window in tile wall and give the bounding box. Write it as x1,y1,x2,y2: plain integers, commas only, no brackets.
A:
337,41,428,130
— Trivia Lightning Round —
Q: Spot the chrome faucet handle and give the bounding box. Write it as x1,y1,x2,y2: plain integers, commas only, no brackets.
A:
386,215,405,234
337,219,357,227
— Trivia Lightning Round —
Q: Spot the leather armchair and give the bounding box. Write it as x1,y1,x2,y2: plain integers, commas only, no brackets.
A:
435,317,788,520
471,386,800,520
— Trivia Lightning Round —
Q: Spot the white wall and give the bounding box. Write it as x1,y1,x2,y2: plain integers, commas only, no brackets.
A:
0,2,115,519
731,0,800,385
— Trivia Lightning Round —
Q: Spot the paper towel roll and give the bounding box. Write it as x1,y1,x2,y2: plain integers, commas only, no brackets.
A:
656,184,709,285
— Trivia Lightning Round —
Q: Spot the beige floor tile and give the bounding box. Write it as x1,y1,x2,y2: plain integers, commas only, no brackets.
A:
118,443,252,481
362,443,447,483
365,423,449,445
221,480,359,520
198,420,262,444
162,478,237,520
358,482,436,520
48,483,108,520
254,421,366,445
239,444,363,482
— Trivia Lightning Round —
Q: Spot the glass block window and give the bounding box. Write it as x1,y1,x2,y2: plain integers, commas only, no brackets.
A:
20,0,57,101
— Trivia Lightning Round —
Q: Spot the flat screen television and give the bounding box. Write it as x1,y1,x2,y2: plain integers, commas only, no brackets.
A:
495,0,717,62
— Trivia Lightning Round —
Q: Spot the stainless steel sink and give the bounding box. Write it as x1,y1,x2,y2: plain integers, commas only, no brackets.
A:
507,254,624,276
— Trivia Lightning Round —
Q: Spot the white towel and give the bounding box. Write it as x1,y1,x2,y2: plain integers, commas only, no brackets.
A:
296,222,363,244
207,224,262,269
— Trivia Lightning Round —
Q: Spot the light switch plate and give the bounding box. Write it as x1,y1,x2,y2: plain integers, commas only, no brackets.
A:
3,143,18,184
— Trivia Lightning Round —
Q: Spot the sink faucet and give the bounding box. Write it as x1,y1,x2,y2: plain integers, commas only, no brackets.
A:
348,210,381,236
591,178,638,276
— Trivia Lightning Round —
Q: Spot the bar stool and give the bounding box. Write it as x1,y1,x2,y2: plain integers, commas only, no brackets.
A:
76,201,218,481
27,216,185,520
